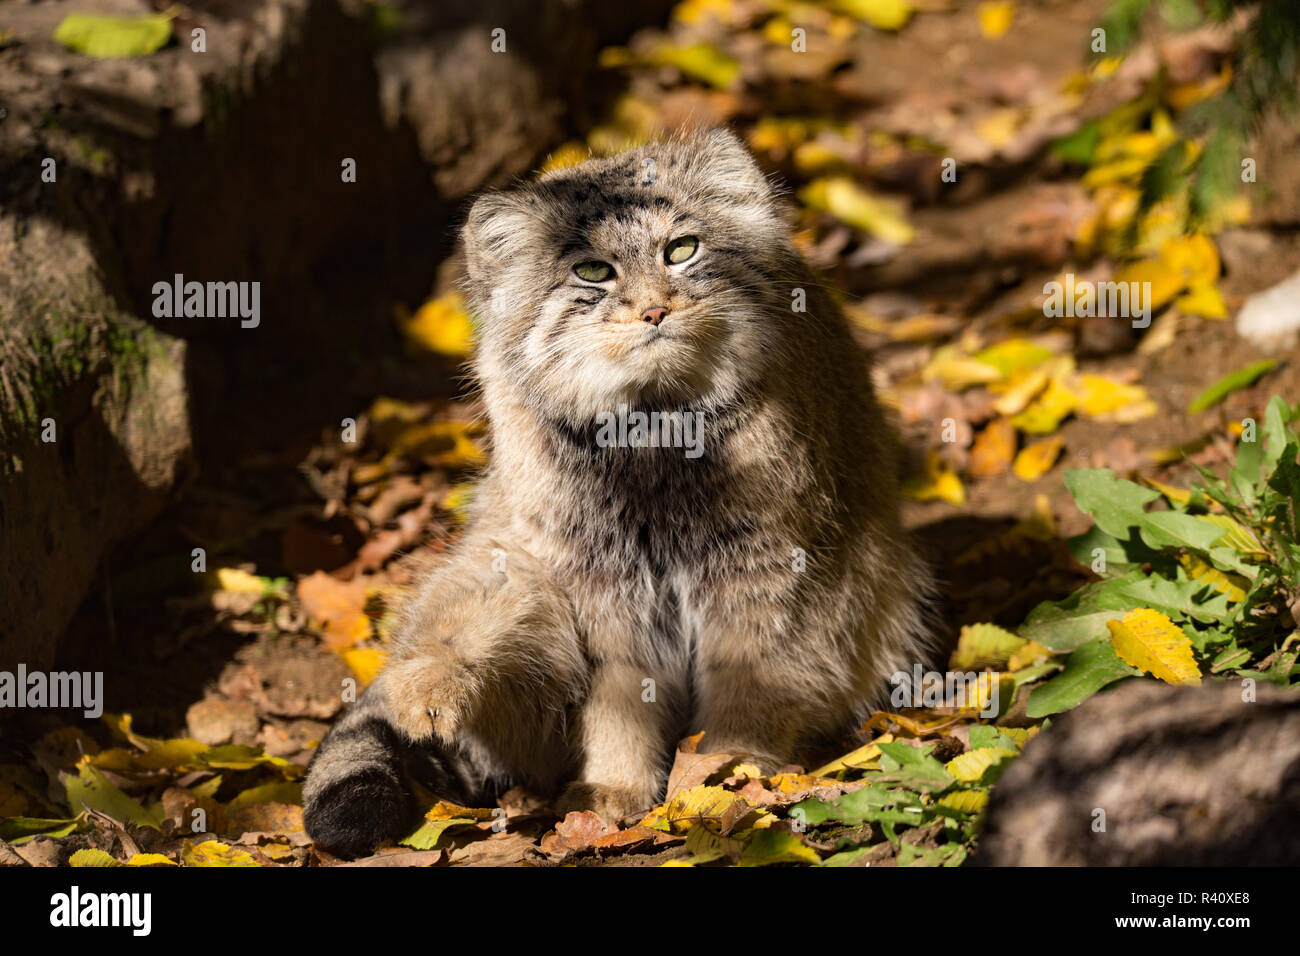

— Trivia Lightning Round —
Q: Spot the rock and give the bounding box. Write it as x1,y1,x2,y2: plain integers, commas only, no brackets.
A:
186,696,261,746
0,0,676,668
1235,267,1300,349
974,680,1300,866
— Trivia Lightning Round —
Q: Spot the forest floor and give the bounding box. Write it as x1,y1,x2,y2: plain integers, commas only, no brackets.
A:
3,0,1298,868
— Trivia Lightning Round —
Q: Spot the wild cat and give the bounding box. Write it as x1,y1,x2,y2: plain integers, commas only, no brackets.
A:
303,129,933,857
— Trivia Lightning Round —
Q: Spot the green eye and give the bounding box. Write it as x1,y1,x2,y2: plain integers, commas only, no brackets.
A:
665,235,699,265
574,261,614,282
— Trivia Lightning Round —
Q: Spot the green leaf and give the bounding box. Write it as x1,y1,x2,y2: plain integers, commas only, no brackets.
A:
969,726,1021,752
64,765,164,830
1138,510,1228,553
1067,526,1161,576
52,12,174,59
399,817,476,850
1261,396,1294,475
875,743,955,793
1188,360,1279,413
1025,637,1140,718
737,829,821,867
820,846,877,867
0,816,84,845
1018,579,1132,650
897,842,966,867
792,780,927,828
1064,469,1160,542
1052,121,1102,165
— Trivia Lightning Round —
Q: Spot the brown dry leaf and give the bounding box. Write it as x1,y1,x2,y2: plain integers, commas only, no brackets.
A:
340,849,444,867
296,572,371,651
664,748,744,801
968,418,1017,477
223,801,303,839
542,811,613,854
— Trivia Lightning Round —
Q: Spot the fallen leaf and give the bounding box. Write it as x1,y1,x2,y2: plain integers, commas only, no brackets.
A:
53,12,173,58
903,451,966,505
799,177,915,244
402,293,475,356
977,1,1015,39
969,418,1017,477
1013,435,1064,481
1107,608,1201,685
182,840,261,867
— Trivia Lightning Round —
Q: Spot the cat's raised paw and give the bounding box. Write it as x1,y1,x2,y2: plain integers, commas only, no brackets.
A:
381,648,476,744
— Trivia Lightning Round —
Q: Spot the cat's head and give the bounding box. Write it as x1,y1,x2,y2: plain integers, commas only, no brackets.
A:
462,129,797,423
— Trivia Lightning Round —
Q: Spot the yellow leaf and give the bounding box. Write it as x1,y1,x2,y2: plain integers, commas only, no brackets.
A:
69,849,122,867
389,420,486,469
1197,513,1266,557
973,338,1054,378
650,42,741,89
882,313,963,342
945,747,1017,783
539,141,589,174
673,0,739,26
1012,436,1063,481
1007,639,1052,671
342,647,387,686
213,568,268,594
977,1,1015,38
1070,374,1156,422
127,853,177,866
1178,554,1249,603
424,801,497,822
1160,234,1220,288
812,733,895,776
440,482,476,522
1174,284,1228,320
951,623,1024,670
767,772,843,794
975,108,1024,149
640,785,756,835
902,451,966,505
938,789,989,813
991,367,1049,416
832,0,912,31
922,348,1002,391
1111,257,1186,312
738,829,821,866
1141,476,1193,506
403,292,475,356
799,177,914,244
1010,376,1076,434
181,840,261,867
1107,608,1201,685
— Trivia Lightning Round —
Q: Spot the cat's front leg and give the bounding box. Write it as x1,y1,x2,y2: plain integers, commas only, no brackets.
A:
556,657,681,824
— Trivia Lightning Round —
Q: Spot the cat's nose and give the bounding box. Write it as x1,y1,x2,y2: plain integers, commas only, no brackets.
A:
640,305,670,326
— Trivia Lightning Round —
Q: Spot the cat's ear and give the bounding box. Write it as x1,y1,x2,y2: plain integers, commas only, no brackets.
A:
461,190,537,299
694,128,776,203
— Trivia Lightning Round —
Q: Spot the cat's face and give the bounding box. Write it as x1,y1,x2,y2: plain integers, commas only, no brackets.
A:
463,130,796,423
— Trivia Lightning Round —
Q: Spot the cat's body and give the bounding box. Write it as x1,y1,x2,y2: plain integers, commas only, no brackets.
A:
303,130,932,857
